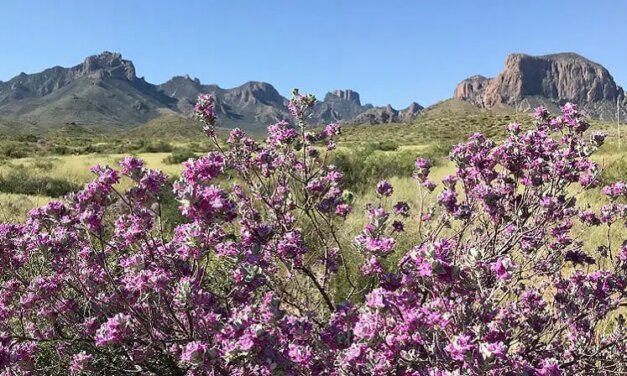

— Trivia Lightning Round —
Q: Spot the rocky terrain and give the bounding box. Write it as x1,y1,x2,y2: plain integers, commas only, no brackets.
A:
454,52,627,121
0,51,422,133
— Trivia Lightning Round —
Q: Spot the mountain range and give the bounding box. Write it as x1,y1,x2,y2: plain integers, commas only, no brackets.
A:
0,51,422,134
0,50,625,135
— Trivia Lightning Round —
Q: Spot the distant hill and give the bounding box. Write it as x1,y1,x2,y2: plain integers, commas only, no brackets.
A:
454,52,627,121
349,102,424,125
0,52,177,129
158,77,422,130
158,77,292,132
0,51,423,134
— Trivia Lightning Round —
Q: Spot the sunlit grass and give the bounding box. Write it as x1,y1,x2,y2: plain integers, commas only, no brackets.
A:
0,152,185,220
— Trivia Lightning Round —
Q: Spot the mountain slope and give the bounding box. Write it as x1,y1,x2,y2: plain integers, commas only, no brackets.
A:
158,77,290,131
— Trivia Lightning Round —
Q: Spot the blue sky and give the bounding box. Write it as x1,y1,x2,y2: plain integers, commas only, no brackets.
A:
1,1,625,108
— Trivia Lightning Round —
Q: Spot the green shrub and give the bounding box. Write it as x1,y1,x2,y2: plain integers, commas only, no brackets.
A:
331,142,453,192
363,141,399,152
143,141,173,153
163,149,199,165
0,170,81,197
51,145,70,155
331,149,413,192
0,141,30,158
16,134,39,143
32,158,58,171
419,142,455,161
158,177,187,230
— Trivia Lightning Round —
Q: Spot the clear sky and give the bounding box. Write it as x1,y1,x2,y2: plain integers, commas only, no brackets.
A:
1,0,626,108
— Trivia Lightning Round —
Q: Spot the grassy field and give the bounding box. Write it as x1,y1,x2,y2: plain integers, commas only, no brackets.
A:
0,108,626,227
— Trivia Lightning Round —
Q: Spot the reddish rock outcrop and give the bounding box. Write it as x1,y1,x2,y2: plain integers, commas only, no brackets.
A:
454,53,626,120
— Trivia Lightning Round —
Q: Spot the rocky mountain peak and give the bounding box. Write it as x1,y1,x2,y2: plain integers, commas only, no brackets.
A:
226,81,285,107
324,89,361,106
79,51,137,81
454,52,625,119
348,101,423,125
404,102,424,114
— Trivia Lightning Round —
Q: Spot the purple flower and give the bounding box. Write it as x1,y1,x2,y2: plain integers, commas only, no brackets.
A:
119,156,144,176
393,201,410,217
415,158,431,170
506,122,521,134
490,258,515,281
590,131,607,146
267,121,299,146
323,123,341,137
444,334,475,361
95,314,132,347
422,180,437,192
437,189,457,211
181,341,208,365
375,180,394,197
391,220,404,232
358,236,395,256
0,94,624,375
227,128,246,144
480,342,506,360
533,106,550,120
602,181,627,199
288,343,313,365
325,168,344,183
69,351,93,373
194,94,217,127
335,203,352,218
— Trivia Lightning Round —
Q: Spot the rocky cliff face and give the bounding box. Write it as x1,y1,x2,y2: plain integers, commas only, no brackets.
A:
78,51,137,81
312,89,373,123
327,89,361,104
158,77,291,131
453,75,489,106
454,53,626,120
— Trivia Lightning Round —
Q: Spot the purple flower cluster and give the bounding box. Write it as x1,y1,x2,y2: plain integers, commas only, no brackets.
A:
375,179,393,197
194,94,217,136
1,98,627,374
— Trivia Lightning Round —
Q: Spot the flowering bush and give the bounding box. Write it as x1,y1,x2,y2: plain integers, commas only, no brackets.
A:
1,93,627,375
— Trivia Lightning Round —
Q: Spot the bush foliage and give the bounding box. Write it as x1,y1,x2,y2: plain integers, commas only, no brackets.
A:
163,149,200,165
0,168,81,197
1,95,627,375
